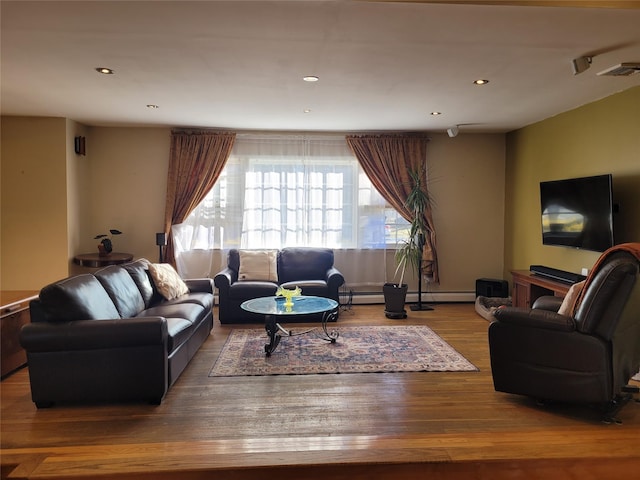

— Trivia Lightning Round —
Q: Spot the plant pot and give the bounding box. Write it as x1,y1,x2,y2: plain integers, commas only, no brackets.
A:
383,282,408,319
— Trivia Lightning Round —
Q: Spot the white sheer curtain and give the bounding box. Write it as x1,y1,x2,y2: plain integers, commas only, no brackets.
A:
173,134,397,286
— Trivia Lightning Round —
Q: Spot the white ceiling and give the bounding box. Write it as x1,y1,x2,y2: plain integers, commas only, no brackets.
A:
2,1,640,134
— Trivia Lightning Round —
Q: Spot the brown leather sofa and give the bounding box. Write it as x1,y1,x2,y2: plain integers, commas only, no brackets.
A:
214,247,345,324
488,244,640,421
20,258,213,408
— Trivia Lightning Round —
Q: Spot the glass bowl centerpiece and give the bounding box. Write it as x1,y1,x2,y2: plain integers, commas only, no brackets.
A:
275,286,302,308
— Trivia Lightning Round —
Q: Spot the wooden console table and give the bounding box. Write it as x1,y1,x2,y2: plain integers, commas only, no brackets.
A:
510,270,571,308
1,290,38,378
73,252,133,268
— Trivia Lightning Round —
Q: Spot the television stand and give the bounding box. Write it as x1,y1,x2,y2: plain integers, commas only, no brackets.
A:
510,270,572,308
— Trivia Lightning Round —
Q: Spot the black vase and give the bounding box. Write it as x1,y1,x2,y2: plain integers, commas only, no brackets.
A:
383,282,408,319
98,238,113,256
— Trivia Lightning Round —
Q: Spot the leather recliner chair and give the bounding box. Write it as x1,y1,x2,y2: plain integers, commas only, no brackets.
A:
488,243,640,422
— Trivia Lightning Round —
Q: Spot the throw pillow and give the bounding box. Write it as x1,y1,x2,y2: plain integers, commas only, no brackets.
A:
238,250,278,282
557,280,585,317
148,263,189,300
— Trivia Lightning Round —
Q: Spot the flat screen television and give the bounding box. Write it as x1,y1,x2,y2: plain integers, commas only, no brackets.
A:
540,174,614,252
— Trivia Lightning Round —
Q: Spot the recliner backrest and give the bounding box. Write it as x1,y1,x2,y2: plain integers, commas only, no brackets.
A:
610,278,640,394
575,252,639,340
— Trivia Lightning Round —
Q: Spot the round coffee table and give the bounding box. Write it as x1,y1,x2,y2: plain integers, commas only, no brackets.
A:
241,296,339,356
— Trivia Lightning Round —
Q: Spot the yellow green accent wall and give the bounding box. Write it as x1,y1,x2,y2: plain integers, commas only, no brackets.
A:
504,86,640,278
1,117,70,289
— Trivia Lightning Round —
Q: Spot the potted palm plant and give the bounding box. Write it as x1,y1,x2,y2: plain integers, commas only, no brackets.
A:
384,169,431,318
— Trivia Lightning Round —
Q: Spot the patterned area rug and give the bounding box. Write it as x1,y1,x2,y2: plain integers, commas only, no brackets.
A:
209,325,478,377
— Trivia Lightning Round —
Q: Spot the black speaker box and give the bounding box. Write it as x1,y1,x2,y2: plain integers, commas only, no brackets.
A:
156,232,167,246
475,278,509,298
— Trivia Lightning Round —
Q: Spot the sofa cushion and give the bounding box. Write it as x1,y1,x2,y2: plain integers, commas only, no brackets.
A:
238,250,278,281
149,263,189,300
123,258,163,308
38,274,120,321
164,317,195,352
278,247,334,283
95,265,146,318
140,303,206,325
161,292,214,311
229,281,278,300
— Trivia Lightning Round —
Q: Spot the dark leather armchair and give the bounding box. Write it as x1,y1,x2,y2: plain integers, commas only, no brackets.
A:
214,247,345,324
488,244,640,421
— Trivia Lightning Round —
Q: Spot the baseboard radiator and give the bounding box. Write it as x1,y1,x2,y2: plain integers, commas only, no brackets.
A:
212,291,476,306
347,291,475,305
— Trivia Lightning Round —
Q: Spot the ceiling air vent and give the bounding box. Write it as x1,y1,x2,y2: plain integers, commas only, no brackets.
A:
597,63,640,76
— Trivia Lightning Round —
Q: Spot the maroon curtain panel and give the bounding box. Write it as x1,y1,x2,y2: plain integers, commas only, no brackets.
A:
346,134,438,283
163,130,236,266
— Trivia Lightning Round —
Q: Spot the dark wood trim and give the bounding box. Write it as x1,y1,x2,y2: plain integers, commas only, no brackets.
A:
1,291,37,379
510,269,571,308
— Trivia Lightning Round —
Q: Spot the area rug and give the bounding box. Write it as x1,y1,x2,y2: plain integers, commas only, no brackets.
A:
209,325,478,377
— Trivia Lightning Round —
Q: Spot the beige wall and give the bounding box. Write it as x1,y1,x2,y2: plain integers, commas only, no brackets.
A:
83,129,506,297
504,86,640,279
1,121,506,296
427,132,506,294
3,89,638,295
77,127,170,268
1,117,69,289
13,85,636,296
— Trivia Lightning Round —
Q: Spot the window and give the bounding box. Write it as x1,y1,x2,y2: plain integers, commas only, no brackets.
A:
173,135,408,253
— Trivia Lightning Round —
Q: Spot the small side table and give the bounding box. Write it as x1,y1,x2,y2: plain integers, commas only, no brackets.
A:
73,252,133,268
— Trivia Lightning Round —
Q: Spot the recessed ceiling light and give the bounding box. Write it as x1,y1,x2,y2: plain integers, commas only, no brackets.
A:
303,76,319,82
146,104,159,109
430,111,442,116
96,67,114,75
303,108,312,113
473,79,489,85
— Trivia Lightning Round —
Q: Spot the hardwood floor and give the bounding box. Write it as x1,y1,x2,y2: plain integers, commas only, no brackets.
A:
2,303,639,479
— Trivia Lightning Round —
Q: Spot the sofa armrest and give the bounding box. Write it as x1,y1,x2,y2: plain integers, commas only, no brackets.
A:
214,267,235,293
185,278,214,294
20,317,168,352
494,307,576,332
325,266,345,291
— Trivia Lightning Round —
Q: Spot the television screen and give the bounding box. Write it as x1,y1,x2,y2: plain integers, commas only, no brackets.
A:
540,174,614,252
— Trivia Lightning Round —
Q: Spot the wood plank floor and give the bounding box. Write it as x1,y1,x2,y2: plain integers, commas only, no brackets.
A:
2,303,639,479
